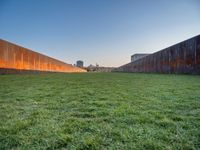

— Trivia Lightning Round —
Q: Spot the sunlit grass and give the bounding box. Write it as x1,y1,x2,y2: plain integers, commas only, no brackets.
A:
0,73,200,149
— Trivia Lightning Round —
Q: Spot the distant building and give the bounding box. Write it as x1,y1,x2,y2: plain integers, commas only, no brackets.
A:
86,64,115,72
131,54,150,62
76,60,84,67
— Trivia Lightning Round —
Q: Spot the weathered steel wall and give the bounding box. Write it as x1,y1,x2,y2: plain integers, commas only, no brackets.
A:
115,35,200,74
0,39,86,73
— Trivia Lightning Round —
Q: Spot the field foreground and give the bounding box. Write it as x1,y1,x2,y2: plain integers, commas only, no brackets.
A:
0,73,200,150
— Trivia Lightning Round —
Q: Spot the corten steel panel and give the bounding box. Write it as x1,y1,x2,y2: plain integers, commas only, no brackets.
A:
115,35,200,74
0,39,86,74
196,35,200,74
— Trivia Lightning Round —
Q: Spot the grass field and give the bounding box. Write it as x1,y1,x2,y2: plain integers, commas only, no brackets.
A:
0,73,200,150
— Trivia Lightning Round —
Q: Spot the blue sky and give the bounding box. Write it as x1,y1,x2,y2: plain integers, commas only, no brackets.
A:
0,0,200,67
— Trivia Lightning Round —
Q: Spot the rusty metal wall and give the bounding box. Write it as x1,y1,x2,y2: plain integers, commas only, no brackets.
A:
0,39,86,73
115,35,200,74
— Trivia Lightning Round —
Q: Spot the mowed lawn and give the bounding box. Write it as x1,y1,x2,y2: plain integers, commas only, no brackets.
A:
0,73,200,150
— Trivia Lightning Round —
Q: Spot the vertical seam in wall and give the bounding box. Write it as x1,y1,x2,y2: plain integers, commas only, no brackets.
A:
39,55,40,71
6,43,8,63
14,52,16,67
194,38,197,65
169,50,171,74
34,58,35,70
22,53,24,69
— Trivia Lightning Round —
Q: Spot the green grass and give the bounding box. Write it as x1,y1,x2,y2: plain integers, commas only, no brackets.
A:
0,73,200,150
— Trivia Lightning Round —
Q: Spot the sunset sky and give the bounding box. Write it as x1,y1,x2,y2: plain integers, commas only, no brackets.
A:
0,0,200,67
